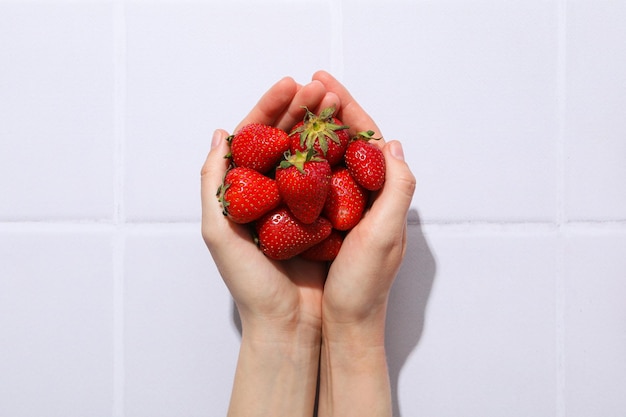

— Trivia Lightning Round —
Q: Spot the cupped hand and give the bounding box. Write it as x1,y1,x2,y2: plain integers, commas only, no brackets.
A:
201,76,340,337
312,71,417,326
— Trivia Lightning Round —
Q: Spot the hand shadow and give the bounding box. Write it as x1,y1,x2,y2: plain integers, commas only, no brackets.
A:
385,208,436,417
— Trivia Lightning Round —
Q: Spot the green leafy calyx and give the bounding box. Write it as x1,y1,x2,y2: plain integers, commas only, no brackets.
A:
293,106,349,156
279,148,322,174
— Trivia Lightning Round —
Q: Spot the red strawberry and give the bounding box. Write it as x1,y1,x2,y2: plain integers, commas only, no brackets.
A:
228,123,290,173
275,149,332,224
344,131,386,191
289,106,350,166
255,206,332,260
217,166,281,224
323,166,369,231
300,229,344,262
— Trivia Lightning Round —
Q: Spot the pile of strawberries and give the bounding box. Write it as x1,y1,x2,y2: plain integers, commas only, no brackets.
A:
217,107,385,261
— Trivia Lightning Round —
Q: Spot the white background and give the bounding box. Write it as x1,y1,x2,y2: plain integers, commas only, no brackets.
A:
1,0,625,416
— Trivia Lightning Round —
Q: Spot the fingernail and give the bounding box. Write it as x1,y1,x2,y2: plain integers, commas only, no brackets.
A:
211,130,223,149
390,141,405,161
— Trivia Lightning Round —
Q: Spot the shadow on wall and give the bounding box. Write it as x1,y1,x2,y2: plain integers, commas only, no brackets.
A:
230,208,437,417
386,208,436,417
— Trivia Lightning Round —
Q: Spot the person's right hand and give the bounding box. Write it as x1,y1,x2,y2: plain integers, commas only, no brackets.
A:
201,76,340,338
201,76,342,417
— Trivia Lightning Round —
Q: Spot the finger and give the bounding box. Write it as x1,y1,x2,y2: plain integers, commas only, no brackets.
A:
201,129,257,252
200,129,232,235
365,141,416,235
234,76,298,132
315,91,341,116
312,70,382,139
273,79,327,132
201,130,281,289
201,129,271,251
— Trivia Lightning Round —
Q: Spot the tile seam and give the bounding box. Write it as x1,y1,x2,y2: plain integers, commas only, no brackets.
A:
113,0,127,416
555,0,568,415
2,219,626,230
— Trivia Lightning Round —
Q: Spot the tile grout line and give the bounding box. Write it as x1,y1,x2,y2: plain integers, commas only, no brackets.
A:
555,0,568,415
113,1,127,416
1,219,625,232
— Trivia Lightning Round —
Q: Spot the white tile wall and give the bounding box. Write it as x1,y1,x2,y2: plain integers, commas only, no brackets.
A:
124,1,334,221
0,230,114,417
564,231,626,417
343,0,560,223
0,3,116,221
123,227,238,417
388,229,558,417
1,0,625,416
564,0,626,221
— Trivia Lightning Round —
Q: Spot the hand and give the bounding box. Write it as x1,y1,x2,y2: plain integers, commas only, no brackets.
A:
312,70,417,329
200,76,340,417
201,76,340,335
312,71,416,417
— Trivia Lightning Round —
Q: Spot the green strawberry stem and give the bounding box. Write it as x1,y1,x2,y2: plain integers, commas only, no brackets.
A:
355,130,382,141
279,148,322,174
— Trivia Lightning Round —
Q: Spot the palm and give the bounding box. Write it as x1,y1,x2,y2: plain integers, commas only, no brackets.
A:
208,218,326,327
323,217,396,319
204,74,345,327
309,71,410,322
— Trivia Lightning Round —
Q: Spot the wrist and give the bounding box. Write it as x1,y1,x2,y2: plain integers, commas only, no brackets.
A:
239,308,322,349
239,328,321,378
228,314,322,417
322,298,388,345
321,319,387,362
321,307,389,376
318,314,392,417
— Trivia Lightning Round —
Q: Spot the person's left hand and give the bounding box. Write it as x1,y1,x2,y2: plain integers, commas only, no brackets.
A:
310,71,417,329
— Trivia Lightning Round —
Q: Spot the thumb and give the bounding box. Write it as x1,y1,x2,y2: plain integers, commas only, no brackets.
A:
201,129,231,240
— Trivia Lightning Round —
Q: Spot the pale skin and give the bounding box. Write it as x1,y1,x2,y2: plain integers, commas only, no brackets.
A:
201,70,416,417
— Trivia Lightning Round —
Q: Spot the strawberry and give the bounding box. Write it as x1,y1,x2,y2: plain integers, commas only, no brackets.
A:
299,229,344,262
255,206,332,260
323,166,369,231
217,166,281,224
344,131,386,191
275,149,332,224
228,123,290,173
289,106,350,166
